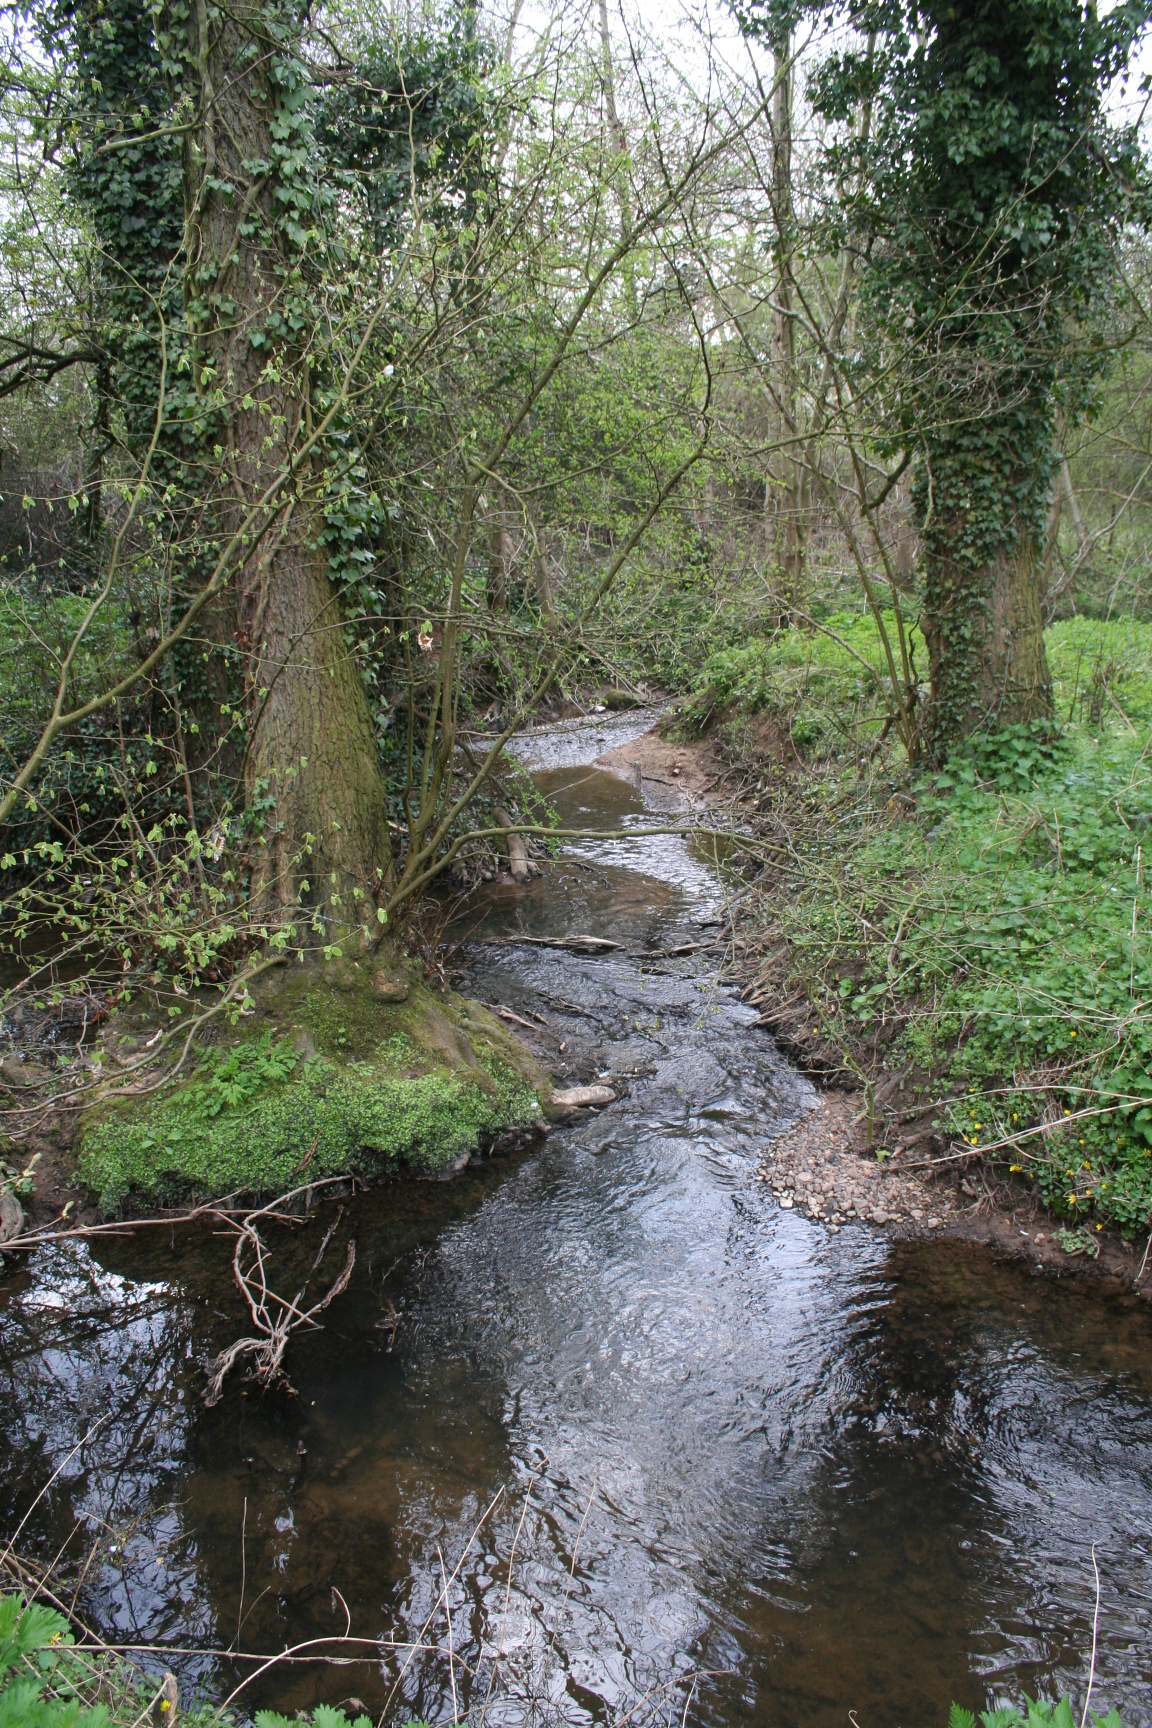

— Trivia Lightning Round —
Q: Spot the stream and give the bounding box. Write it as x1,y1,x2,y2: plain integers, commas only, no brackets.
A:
2,709,1152,1727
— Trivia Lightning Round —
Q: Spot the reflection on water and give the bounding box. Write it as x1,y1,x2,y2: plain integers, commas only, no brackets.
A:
2,729,1151,1727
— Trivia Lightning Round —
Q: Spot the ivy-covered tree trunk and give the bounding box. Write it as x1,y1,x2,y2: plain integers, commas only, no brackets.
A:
922,503,1053,752
163,0,391,937
744,0,1149,766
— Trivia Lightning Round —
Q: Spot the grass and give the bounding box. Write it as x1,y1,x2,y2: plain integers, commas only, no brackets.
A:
717,616,1152,1239
679,607,918,757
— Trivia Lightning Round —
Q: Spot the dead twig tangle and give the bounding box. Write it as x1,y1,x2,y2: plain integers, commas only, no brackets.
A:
204,1203,356,1406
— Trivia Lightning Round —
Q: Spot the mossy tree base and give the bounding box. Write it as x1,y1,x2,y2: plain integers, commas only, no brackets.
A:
77,957,553,1212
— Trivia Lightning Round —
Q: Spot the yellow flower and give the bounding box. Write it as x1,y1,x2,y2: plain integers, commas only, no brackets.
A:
1010,1164,1023,1173
161,1703,171,1715
1070,1031,1077,1038
970,1136,979,1146
974,1122,982,1130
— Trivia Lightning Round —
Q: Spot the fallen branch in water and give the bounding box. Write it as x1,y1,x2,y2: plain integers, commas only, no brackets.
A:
0,1175,351,1257
486,934,621,954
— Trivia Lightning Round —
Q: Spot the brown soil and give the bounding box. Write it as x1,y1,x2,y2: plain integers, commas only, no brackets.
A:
1,1100,95,1237
595,726,726,808
762,1093,1150,1295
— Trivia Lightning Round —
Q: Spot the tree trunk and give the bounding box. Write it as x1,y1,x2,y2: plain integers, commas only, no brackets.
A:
771,37,805,613
597,0,637,320
168,0,391,939
487,490,508,612
922,522,1053,755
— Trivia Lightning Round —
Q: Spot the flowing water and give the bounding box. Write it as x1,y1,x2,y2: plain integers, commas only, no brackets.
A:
3,711,1152,1728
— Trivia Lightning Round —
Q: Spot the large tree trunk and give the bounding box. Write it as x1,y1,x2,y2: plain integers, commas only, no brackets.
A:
922,519,1053,756
168,0,391,939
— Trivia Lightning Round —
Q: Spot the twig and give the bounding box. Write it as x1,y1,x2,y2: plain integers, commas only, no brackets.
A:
478,1466,541,1723
235,1498,247,1653
311,1206,344,1271
1080,1543,1101,1728
1137,1231,1152,1286
439,1547,458,1727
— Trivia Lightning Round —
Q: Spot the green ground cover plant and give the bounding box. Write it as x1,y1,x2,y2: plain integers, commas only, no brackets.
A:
680,608,923,758
727,617,1152,1238
1,1592,434,1728
950,1702,1122,1728
1,1592,178,1728
77,984,544,1209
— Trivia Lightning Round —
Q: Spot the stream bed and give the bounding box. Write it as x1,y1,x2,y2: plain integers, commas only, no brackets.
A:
2,711,1152,1728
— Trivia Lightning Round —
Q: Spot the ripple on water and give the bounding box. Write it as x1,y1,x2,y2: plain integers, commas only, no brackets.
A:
2,743,1151,1728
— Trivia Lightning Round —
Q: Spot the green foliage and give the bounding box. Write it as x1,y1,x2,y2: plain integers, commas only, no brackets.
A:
737,617,1152,1236
680,609,916,755
255,1712,429,1728
0,1593,135,1728
1047,618,1152,728
257,1712,430,1728
948,1699,1122,1728
77,990,542,1208
1,1592,415,1728
742,0,1152,750
181,1031,299,1119
0,1152,39,1201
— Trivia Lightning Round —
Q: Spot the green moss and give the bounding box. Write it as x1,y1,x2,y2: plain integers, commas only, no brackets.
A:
77,976,546,1210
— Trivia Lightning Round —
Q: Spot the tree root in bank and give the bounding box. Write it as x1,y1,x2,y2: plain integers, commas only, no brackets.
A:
204,1199,356,1407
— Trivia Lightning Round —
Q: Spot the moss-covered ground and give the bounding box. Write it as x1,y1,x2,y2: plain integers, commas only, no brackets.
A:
77,964,549,1211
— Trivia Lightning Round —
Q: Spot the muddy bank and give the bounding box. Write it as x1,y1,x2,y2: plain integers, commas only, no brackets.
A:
761,1091,1149,1292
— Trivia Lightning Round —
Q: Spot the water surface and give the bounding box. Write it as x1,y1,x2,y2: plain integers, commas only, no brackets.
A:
2,714,1151,1727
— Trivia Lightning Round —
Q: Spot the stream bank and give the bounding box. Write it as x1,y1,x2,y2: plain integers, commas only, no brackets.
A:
595,708,1152,1300
2,704,1152,1728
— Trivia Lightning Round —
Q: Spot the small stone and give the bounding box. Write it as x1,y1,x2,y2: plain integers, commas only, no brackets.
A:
552,1084,616,1110
779,1195,793,1209
910,1208,924,1220
872,1210,889,1225
372,974,409,1003
927,1216,943,1229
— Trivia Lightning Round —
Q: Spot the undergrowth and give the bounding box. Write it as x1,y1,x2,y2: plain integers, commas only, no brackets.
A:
78,1023,541,1209
1,1592,196,1728
679,608,915,757
0,1591,431,1728
726,616,1152,1239
949,1701,1122,1728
